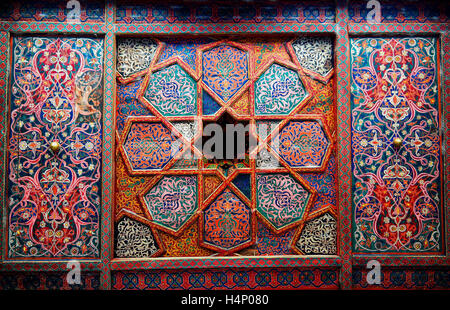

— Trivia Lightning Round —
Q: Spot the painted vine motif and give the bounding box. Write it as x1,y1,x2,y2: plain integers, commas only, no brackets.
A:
202,190,252,253
142,176,198,234
122,122,181,171
255,63,308,115
272,120,330,168
143,64,197,116
114,36,337,257
202,44,249,103
7,36,103,258
351,37,443,253
256,174,311,232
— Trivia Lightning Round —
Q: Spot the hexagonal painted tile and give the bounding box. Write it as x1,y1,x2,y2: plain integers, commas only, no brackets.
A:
201,189,252,254
122,121,181,171
143,63,197,116
255,63,308,115
256,173,313,233
141,175,198,235
202,44,249,103
272,120,330,169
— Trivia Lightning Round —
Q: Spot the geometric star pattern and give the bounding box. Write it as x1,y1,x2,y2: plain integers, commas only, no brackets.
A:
114,36,337,257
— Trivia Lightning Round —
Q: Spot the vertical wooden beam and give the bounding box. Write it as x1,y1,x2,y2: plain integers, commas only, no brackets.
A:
441,25,450,259
0,30,9,264
100,0,116,290
335,0,353,289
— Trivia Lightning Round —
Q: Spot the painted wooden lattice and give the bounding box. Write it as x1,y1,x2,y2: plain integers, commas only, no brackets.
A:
114,36,337,257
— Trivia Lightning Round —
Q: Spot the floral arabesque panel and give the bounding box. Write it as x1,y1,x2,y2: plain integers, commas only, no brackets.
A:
351,37,444,254
114,36,337,257
6,36,104,258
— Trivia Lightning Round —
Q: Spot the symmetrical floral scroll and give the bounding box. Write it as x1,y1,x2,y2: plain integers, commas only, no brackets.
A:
7,37,103,258
272,120,331,168
143,64,197,116
121,122,181,171
351,37,443,253
201,190,252,253
202,44,249,103
114,36,337,257
256,174,313,233
255,63,308,115
141,176,198,234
